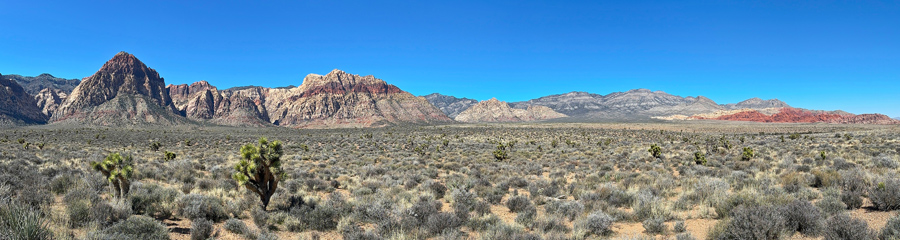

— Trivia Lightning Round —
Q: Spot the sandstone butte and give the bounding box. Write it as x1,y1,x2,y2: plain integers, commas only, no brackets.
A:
692,107,900,124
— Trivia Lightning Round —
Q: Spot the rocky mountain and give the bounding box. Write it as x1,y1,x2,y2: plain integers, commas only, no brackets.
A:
692,107,900,124
422,93,478,118
0,73,49,125
455,98,566,123
2,73,81,96
165,69,452,127
723,97,790,110
509,89,725,120
509,91,606,117
34,88,68,117
51,52,185,125
264,69,452,128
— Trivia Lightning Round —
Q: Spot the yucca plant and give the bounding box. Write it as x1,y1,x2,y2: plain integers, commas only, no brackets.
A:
90,152,134,199
233,137,284,209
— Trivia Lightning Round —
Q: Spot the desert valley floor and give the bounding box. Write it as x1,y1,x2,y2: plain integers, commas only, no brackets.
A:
2,122,900,240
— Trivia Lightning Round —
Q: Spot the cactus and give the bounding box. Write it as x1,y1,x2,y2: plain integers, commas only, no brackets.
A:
90,153,134,199
232,137,284,209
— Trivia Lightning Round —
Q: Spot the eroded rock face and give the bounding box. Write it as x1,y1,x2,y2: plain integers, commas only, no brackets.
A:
265,69,452,128
455,98,566,123
163,69,451,127
34,88,68,117
0,73,49,124
422,93,478,119
723,97,790,110
51,52,184,125
693,107,900,124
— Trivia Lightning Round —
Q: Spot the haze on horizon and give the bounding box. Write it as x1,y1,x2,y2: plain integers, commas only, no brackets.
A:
1,1,897,117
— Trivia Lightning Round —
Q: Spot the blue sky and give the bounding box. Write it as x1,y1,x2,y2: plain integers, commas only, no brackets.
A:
1,1,898,117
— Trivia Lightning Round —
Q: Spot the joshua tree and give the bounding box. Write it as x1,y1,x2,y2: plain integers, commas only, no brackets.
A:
493,143,509,161
90,153,134,199
742,147,755,161
648,144,662,158
233,137,284,209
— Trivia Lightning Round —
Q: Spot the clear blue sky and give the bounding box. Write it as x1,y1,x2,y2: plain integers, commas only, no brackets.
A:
1,1,898,117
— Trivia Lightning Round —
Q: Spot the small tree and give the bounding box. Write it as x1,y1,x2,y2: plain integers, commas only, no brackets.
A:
694,151,707,165
648,144,662,158
741,147,754,161
232,137,284,209
493,143,509,161
91,153,134,199
164,151,177,161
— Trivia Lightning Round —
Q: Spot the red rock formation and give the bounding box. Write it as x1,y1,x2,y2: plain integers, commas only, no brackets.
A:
694,107,900,124
51,52,185,125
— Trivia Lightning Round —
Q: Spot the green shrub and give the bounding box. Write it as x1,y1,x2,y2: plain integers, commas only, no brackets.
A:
224,218,248,234
506,194,532,213
718,205,786,240
741,147,754,161
642,217,667,234
129,182,179,219
648,144,662,158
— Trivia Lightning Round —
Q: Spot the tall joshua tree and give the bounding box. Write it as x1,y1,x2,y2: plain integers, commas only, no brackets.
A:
233,137,284,209
91,153,134,199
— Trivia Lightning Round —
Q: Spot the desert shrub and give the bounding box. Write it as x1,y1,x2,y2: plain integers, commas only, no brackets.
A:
874,154,898,169
130,182,179,219
676,233,697,240
648,144,661,158
224,218,248,234
450,188,477,211
598,183,633,207
817,188,848,216
0,199,53,240
870,178,900,211
527,179,560,198
480,223,535,240
298,202,339,231
533,216,570,234
251,206,268,230
674,220,686,233
642,217,667,234
176,194,228,221
86,215,169,240
50,173,77,194
506,194,533,213
783,200,824,236
190,218,213,240
545,200,584,221
353,202,388,223
633,189,669,221
824,214,873,240
714,192,758,219
468,214,501,231
577,211,614,237
514,205,537,227
813,169,841,188
423,180,447,199
881,214,900,240
91,200,132,226
16,188,52,209
718,205,786,240
341,223,381,240
426,212,463,235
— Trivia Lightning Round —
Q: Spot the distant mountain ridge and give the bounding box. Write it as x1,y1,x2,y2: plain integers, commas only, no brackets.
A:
2,51,897,126
1,73,80,95
422,93,478,118
455,98,566,123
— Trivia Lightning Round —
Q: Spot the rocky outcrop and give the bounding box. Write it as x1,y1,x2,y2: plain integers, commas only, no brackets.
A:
2,73,80,95
264,69,452,128
455,98,566,123
0,73,49,125
422,93,478,118
34,88,68,117
693,107,900,124
723,97,790,110
163,70,451,127
509,91,606,117
51,52,185,125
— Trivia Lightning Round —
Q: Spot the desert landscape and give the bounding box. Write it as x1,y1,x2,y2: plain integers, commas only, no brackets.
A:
3,1,898,240
0,51,899,240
